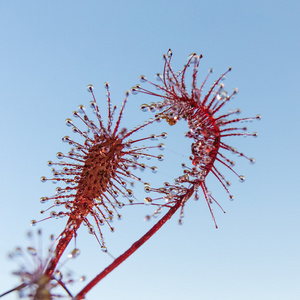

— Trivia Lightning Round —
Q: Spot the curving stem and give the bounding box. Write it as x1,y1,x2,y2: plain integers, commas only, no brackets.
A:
75,187,194,300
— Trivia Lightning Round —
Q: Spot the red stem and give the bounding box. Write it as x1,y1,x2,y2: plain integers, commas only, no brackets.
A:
45,218,83,277
75,188,194,300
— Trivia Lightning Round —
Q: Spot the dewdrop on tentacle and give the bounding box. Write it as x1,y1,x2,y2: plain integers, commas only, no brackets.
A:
36,83,166,249
133,50,260,228
140,183,193,224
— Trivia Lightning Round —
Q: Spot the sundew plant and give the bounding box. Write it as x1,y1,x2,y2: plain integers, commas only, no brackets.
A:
1,50,260,300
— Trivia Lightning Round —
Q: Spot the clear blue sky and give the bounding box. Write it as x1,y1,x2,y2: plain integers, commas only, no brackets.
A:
0,1,299,299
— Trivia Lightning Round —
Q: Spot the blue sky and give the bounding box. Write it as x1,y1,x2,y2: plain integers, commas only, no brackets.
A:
0,1,299,299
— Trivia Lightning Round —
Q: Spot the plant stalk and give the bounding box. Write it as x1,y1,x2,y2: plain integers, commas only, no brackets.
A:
75,188,194,299
45,217,83,277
